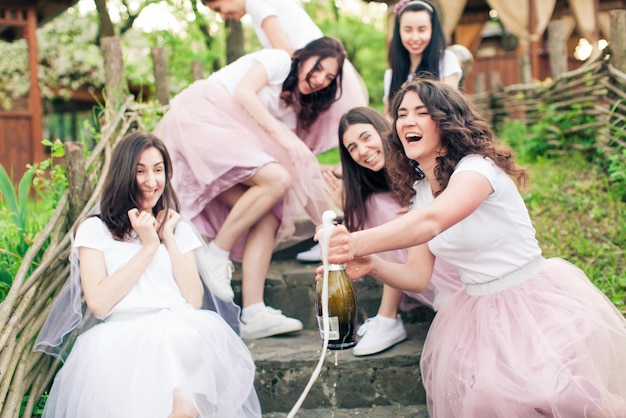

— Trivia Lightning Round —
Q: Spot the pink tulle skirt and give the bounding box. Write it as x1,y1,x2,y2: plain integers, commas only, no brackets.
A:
154,80,329,260
421,257,626,417
298,60,369,154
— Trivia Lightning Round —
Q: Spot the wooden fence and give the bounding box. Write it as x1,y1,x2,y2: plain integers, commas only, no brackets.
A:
471,10,626,159
473,53,626,155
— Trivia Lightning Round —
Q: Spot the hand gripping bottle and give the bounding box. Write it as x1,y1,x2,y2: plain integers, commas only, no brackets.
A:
316,211,357,350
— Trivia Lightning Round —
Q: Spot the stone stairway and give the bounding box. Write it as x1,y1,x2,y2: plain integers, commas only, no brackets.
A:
230,242,434,417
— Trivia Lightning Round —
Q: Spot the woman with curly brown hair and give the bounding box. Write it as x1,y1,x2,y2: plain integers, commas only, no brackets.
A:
323,79,626,417
155,36,343,340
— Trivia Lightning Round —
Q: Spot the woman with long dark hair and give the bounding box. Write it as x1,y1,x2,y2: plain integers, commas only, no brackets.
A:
155,36,344,339
37,132,261,417
325,107,461,356
384,0,461,115
325,79,626,417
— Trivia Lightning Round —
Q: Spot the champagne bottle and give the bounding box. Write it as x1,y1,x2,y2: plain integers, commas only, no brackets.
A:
315,263,357,350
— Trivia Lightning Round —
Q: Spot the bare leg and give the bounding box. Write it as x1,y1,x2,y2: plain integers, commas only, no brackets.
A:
377,284,404,318
213,163,290,252
169,393,197,418
240,211,280,308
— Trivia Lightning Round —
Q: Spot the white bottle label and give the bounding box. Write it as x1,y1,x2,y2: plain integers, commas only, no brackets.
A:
317,315,340,340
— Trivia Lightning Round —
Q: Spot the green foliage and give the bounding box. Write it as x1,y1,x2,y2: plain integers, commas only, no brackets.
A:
520,154,625,311
0,140,67,303
316,147,340,166
304,1,388,110
523,103,599,160
607,148,626,202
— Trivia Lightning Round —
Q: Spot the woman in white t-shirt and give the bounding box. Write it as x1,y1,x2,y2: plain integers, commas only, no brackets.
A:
383,0,461,115
202,0,369,154
36,132,261,417
154,37,343,340
323,79,626,417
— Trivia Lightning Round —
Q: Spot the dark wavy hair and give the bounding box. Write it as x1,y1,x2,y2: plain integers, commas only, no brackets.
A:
388,0,446,102
338,107,407,231
281,36,346,132
385,79,528,201
99,131,180,240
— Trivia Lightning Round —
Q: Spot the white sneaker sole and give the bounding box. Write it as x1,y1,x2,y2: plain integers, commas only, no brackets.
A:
241,322,303,340
352,332,408,356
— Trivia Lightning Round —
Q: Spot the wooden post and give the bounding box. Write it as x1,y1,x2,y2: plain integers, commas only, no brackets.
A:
26,6,44,165
520,53,533,84
548,20,568,79
101,36,125,123
528,0,539,81
151,46,170,105
474,73,486,94
610,9,626,73
490,71,501,90
192,61,204,81
64,142,90,222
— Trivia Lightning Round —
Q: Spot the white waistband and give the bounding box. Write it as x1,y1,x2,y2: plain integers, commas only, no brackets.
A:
105,309,166,322
465,257,546,296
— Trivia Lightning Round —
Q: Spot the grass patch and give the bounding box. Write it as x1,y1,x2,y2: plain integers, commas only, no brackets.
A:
522,154,625,311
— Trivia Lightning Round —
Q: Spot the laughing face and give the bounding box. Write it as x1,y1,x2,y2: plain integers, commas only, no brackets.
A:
297,56,339,95
342,123,385,172
135,147,165,213
395,90,444,169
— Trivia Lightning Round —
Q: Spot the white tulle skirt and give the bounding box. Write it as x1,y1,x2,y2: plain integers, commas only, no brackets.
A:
421,257,626,417
42,307,261,418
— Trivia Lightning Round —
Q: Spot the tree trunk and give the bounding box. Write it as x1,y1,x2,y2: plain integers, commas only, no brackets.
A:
226,19,244,64
94,0,115,38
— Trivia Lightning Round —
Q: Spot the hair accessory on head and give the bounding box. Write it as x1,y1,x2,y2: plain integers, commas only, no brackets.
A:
394,0,434,15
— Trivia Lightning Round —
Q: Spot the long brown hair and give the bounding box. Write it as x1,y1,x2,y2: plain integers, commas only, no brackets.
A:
281,36,345,132
386,79,528,201
99,131,180,240
338,107,403,231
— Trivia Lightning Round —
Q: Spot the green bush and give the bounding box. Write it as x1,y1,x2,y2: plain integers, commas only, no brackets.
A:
0,140,67,302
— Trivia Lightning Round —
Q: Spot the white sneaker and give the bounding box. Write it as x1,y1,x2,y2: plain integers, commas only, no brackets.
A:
241,306,303,339
352,315,407,356
202,252,235,302
296,243,321,262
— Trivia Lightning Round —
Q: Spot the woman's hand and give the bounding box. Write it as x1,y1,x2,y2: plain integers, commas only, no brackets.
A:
323,224,354,265
315,255,374,281
323,170,344,210
156,209,181,244
279,130,313,161
128,209,160,248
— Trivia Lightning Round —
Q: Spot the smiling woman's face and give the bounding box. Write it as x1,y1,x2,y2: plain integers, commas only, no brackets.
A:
342,123,385,172
297,56,339,95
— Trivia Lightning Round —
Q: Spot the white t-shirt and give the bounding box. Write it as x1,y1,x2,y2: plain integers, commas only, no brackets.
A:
74,217,202,318
383,49,462,104
208,49,297,129
412,155,541,284
246,0,323,51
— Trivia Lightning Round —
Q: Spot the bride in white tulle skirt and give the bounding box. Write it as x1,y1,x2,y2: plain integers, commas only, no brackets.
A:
35,132,261,418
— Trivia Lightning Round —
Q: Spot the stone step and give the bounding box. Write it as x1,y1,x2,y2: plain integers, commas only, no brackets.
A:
262,403,430,417
230,258,434,414
248,326,429,414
